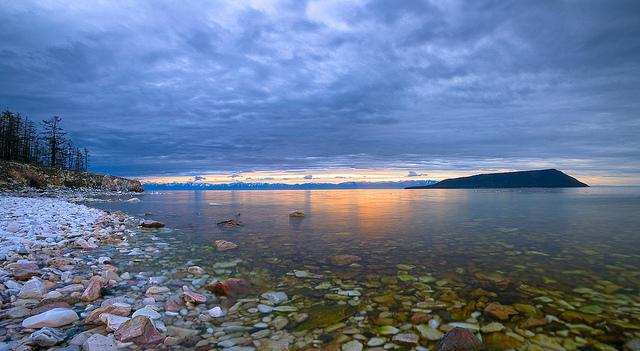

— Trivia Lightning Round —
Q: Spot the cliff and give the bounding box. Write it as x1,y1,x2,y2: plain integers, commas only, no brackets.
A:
0,160,143,192
406,169,589,189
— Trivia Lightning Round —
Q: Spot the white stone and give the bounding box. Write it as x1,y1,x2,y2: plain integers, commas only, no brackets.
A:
82,334,118,351
208,306,225,317
260,291,288,304
22,308,79,329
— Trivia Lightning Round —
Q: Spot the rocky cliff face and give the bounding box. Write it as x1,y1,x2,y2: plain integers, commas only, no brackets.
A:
0,160,143,192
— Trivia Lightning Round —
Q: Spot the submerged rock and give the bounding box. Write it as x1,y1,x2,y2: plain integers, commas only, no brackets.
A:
205,278,249,297
484,302,518,320
438,327,484,351
289,210,305,218
329,254,361,266
214,239,238,251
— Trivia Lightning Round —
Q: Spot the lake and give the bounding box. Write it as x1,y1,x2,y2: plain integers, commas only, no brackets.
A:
92,187,640,350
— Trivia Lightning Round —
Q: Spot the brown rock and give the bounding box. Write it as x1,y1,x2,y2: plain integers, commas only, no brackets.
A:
483,333,522,349
7,262,39,280
214,240,238,251
438,328,484,351
484,302,518,320
165,294,184,312
289,210,305,218
85,303,132,324
140,220,165,228
205,278,249,297
114,315,163,345
81,276,103,302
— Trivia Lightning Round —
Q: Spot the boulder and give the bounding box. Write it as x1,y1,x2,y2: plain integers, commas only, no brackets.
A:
140,220,165,228
18,278,46,299
115,316,163,345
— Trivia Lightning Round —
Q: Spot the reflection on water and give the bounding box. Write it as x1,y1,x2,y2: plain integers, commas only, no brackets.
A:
93,188,640,349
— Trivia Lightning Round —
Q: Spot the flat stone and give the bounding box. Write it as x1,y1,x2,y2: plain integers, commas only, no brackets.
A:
30,327,66,346
115,315,163,345
392,333,419,345
261,291,288,304
416,324,443,341
214,239,238,251
484,302,518,320
85,302,132,324
438,327,484,351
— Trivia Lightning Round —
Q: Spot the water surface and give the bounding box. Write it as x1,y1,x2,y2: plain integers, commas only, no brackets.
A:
93,188,640,349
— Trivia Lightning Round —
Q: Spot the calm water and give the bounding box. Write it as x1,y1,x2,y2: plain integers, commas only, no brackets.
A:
92,188,640,349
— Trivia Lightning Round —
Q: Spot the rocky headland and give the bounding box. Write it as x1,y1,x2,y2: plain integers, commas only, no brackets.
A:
0,160,143,193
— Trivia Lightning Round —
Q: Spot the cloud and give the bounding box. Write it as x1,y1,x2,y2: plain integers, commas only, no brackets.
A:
407,171,421,177
193,175,205,181
230,173,241,178
0,1,639,181
303,174,313,180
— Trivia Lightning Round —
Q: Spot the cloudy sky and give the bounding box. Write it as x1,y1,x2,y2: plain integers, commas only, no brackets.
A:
1,1,639,184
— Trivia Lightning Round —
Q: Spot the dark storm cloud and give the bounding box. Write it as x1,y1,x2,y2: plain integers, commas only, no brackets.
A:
1,0,639,180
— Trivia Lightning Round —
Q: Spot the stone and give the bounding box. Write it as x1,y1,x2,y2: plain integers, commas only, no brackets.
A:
80,276,102,302
379,326,400,335
484,302,518,320
416,324,443,341
187,266,205,275
438,327,484,351
289,210,305,218
141,220,165,228
18,277,46,299
6,262,39,280
85,303,132,324
101,313,131,331
214,239,238,251
625,339,640,351
329,254,361,266
30,327,66,346
6,223,20,232
205,278,249,297
208,306,225,317
22,308,79,329
272,315,289,330
182,285,206,303
367,338,386,346
261,291,288,304
146,286,170,295
342,340,363,351
82,334,118,351
392,333,419,345
480,322,505,333
132,306,161,320
115,315,163,345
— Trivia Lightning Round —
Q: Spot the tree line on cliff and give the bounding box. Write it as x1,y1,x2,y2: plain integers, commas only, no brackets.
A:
0,110,88,171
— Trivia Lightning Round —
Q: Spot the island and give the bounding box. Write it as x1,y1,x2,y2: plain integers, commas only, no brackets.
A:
405,169,589,189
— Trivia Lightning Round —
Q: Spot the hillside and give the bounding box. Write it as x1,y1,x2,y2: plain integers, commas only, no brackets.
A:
0,160,143,192
406,169,589,189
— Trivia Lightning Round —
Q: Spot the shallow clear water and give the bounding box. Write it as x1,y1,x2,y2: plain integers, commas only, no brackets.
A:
92,188,640,349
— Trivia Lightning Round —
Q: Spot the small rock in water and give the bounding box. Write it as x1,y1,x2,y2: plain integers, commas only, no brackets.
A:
289,210,305,218
208,306,225,317
261,291,288,304
140,219,165,228
342,340,363,351
329,254,361,266
187,266,205,275
438,327,484,351
214,239,238,251
393,333,419,345
30,327,66,346
181,285,206,303
114,315,163,345
484,302,518,320
205,278,249,297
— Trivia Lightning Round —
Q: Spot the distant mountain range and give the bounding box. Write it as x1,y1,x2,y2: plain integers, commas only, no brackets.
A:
143,180,438,190
406,169,588,189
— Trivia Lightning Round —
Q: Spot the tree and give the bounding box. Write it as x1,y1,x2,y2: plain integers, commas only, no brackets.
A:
41,116,66,167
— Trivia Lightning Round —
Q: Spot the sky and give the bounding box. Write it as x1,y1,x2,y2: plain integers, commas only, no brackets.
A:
1,1,639,185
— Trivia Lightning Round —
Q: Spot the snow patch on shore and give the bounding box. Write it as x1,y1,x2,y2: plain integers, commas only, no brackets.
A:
0,196,105,257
